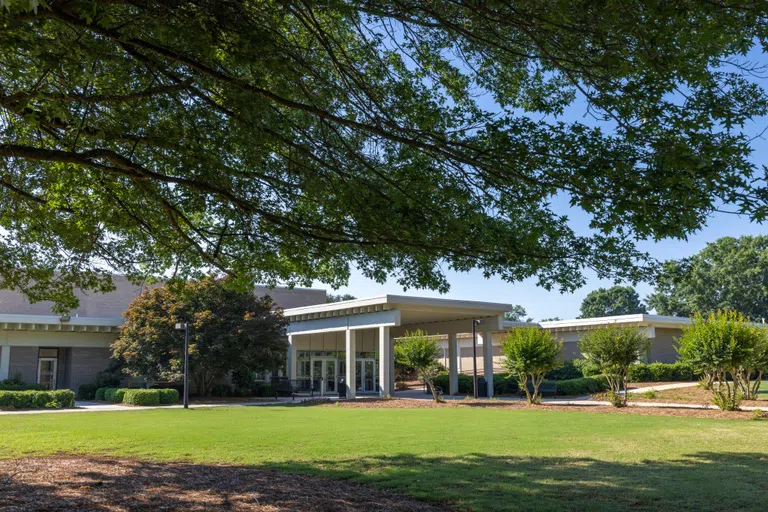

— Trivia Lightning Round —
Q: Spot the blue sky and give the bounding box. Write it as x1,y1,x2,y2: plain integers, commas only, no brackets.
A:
317,45,768,320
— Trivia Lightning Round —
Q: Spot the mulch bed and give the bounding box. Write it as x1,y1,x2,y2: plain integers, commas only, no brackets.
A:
330,397,766,420
0,457,446,512
629,384,767,408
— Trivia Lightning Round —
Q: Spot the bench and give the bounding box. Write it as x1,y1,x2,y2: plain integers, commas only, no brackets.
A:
521,380,558,398
271,378,320,400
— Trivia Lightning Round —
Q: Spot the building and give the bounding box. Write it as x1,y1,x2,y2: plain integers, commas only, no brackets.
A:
1,279,691,399
0,276,326,393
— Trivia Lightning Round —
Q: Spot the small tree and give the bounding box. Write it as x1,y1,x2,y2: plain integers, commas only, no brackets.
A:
501,327,562,404
677,310,768,409
395,330,443,402
578,325,649,407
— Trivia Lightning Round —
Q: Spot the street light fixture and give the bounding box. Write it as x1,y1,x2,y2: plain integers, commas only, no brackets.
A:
174,321,190,409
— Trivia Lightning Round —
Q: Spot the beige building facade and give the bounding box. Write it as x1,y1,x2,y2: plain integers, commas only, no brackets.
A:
0,277,326,394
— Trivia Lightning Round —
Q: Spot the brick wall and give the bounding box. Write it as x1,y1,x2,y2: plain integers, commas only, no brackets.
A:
69,347,112,394
8,346,37,384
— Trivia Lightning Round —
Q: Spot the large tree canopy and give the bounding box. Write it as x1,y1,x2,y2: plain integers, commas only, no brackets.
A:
647,236,768,319
112,276,288,396
579,285,647,318
2,0,768,311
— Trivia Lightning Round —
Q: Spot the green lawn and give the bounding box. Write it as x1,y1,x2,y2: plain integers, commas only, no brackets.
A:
1,405,766,511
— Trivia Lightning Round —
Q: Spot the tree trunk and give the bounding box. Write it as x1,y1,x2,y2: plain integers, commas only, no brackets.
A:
424,376,440,403
531,373,543,404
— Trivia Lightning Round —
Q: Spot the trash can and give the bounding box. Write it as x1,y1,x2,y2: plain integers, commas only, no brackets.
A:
477,377,488,398
338,378,347,399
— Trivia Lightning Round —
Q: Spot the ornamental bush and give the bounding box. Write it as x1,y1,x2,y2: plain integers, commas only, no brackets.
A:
122,389,160,406
157,388,179,404
678,310,768,409
501,327,562,404
0,390,75,409
78,383,100,400
578,325,650,407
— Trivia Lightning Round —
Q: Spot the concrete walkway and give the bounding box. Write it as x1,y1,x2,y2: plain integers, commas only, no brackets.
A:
627,382,699,394
0,397,311,416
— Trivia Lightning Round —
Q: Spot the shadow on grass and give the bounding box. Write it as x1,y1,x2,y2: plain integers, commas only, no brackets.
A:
1,451,767,511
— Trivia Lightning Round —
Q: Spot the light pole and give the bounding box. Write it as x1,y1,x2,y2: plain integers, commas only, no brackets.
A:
175,321,190,409
471,319,480,399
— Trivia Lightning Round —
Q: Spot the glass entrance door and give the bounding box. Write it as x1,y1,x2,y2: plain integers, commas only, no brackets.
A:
311,358,338,395
325,360,336,394
355,358,378,393
37,358,57,390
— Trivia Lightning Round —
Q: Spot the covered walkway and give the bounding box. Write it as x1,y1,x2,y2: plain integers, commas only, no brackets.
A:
283,295,511,398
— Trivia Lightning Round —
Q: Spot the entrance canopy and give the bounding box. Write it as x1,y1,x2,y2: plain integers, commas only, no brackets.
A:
284,294,511,337
284,295,511,399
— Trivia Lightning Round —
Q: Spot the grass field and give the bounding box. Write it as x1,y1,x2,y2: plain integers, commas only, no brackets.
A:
1,405,767,511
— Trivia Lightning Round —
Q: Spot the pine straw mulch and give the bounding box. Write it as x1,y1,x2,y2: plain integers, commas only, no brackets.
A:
329,397,766,420
0,457,447,512
628,384,767,408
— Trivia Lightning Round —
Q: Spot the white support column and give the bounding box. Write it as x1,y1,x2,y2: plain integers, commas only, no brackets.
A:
389,335,395,394
448,333,459,395
345,328,356,399
482,331,494,398
287,334,297,380
0,346,9,381
378,326,391,397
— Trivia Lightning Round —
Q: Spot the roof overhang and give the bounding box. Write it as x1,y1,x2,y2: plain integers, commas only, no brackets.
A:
534,314,691,333
0,314,123,333
284,295,511,336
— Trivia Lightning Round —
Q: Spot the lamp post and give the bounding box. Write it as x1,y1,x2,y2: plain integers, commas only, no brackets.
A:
175,321,190,409
471,319,480,399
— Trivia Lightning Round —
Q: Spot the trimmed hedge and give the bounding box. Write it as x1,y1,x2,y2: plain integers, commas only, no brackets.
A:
78,383,100,400
0,389,75,409
432,372,476,394
544,360,584,380
627,362,696,382
572,359,602,377
493,375,519,395
555,376,608,396
122,389,160,406
158,388,179,404
0,380,46,391
103,388,128,403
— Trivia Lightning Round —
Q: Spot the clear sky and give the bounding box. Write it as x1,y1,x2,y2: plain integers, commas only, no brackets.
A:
316,47,768,320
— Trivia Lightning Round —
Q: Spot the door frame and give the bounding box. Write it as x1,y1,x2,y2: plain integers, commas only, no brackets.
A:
37,357,58,390
356,357,378,393
310,356,338,396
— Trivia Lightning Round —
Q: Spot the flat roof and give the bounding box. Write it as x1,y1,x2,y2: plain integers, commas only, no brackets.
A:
0,314,124,333
537,314,691,331
284,294,512,318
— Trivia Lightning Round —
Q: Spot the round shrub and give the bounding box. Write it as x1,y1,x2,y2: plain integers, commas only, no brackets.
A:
122,389,160,406
95,387,109,400
157,388,180,404
103,388,129,403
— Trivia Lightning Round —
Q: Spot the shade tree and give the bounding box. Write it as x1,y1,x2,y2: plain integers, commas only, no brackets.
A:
2,1,768,312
